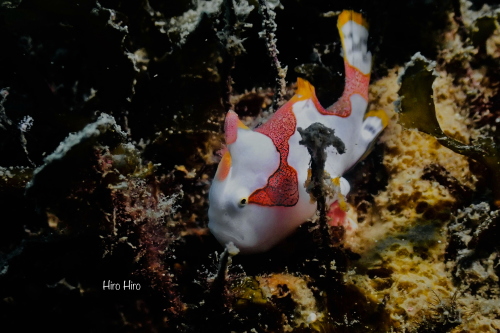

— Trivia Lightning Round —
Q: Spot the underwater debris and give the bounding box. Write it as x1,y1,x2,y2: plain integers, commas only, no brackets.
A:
216,0,254,57
209,242,239,299
25,114,127,211
0,88,35,167
428,289,461,325
445,202,500,332
471,15,498,54
215,0,255,110
298,122,345,246
233,276,268,307
397,52,500,206
448,202,500,273
297,123,365,330
257,0,287,108
457,0,500,52
110,167,185,312
257,273,324,330
451,0,500,53
0,0,21,9
422,164,473,205
196,243,244,331
0,88,11,130
166,0,223,46
415,289,462,333
0,110,189,331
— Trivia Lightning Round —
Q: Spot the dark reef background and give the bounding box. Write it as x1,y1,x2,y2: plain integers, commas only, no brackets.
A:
1,0,499,332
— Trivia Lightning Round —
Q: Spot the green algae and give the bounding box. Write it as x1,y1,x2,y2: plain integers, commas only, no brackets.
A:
397,53,500,207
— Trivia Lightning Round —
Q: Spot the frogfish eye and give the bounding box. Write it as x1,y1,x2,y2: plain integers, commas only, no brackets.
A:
239,198,248,207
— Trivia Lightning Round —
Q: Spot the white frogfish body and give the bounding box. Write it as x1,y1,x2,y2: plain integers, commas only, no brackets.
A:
208,10,388,253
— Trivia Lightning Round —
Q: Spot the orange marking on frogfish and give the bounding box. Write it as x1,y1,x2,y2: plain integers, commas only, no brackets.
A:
249,101,299,207
291,77,315,102
237,119,249,129
292,78,327,114
320,62,370,117
337,10,369,30
215,150,231,181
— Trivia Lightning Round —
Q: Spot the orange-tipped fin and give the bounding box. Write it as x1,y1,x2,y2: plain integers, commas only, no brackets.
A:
364,109,389,129
293,77,315,101
337,10,369,30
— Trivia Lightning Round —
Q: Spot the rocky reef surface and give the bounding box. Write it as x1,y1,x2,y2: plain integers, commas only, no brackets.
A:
1,0,500,332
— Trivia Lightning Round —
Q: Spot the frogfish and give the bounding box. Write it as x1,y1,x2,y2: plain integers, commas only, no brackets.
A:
208,10,388,253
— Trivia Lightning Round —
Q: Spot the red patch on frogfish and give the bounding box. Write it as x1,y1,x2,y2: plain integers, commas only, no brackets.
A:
248,101,299,207
327,201,347,227
224,111,239,145
319,61,370,117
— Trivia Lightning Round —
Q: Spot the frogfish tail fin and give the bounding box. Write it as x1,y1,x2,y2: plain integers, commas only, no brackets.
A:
337,10,371,75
